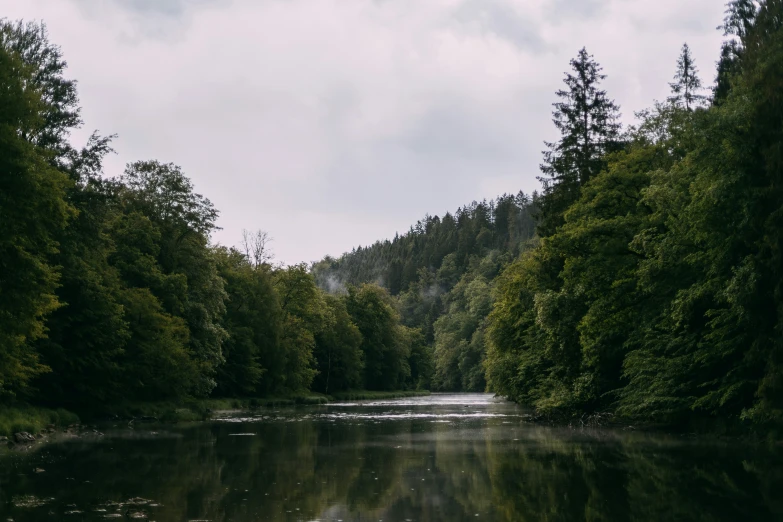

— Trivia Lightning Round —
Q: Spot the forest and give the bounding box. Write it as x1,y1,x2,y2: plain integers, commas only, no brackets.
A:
2,0,783,433
315,0,783,432
0,18,426,420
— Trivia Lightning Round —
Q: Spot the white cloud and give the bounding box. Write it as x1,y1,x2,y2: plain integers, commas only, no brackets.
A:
0,0,726,264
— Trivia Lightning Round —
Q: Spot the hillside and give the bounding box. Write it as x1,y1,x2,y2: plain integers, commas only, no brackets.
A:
312,192,539,390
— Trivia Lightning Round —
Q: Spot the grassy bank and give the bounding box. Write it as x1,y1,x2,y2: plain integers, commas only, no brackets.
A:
0,406,80,438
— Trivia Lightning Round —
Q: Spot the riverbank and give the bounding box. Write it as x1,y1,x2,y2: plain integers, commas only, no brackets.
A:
110,390,432,422
0,406,80,441
1,390,431,439
493,396,782,441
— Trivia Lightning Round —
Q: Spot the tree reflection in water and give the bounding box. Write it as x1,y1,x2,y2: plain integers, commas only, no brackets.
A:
1,394,781,521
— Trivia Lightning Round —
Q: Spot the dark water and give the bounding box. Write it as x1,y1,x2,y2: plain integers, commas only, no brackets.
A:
1,393,782,522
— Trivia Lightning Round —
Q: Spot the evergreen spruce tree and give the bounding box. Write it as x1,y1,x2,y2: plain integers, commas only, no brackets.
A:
714,0,759,103
714,42,738,104
669,43,706,110
537,48,621,236
722,0,758,40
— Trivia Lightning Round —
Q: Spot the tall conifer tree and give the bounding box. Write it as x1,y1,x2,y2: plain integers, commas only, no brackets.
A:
669,43,706,110
537,48,621,236
714,0,759,103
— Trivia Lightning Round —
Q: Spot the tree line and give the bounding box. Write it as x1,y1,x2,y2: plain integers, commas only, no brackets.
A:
0,19,427,412
5,0,783,431
487,0,783,430
311,193,540,391
317,0,783,431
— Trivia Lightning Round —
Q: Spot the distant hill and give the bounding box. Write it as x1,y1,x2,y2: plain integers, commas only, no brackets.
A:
311,191,539,391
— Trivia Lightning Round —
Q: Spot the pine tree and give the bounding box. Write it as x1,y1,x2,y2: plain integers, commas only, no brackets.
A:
669,43,706,110
714,0,759,104
537,48,621,236
722,0,758,40
714,42,738,104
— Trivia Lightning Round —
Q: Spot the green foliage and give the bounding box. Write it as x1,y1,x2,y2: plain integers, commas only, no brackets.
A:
0,20,82,158
118,287,196,401
485,244,562,412
312,295,364,394
404,326,434,390
619,0,783,426
213,247,280,397
34,176,129,408
274,264,325,393
715,1,759,103
0,27,72,399
0,14,433,416
314,194,538,393
345,284,412,391
487,100,695,418
487,0,783,432
433,268,495,391
538,47,622,237
119,160,227,397
669,43,707,110
0,406,79,438
313,193,537,297
5,1,783,437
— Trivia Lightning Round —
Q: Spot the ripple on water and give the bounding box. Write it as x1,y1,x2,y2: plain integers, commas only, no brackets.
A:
318,412,513,420
213,394,521,424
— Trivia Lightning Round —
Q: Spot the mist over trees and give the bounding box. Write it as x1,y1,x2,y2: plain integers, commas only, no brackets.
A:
311,194,539,391
4,0,783,432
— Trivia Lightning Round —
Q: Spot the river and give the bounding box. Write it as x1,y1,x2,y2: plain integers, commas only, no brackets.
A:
1,393,781,521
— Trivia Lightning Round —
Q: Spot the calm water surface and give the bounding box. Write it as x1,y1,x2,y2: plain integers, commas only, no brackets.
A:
1,393,782,521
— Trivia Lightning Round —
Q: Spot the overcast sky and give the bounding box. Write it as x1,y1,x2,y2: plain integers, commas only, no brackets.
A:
2,0,726,264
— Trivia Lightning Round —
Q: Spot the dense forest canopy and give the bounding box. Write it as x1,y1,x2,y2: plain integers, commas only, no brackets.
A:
312,193,539,391
3,0,783,433
0,19,428,411
484,0,783,430
314,0,783,432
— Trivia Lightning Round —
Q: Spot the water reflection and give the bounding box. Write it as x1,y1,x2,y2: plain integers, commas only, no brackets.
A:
1,394,781,521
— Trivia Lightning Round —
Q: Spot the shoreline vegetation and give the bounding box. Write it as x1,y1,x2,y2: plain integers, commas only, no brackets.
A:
314,1,783,438
3,0,783,443
0,20,434,436
4,392,771,447
0,390,431,439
